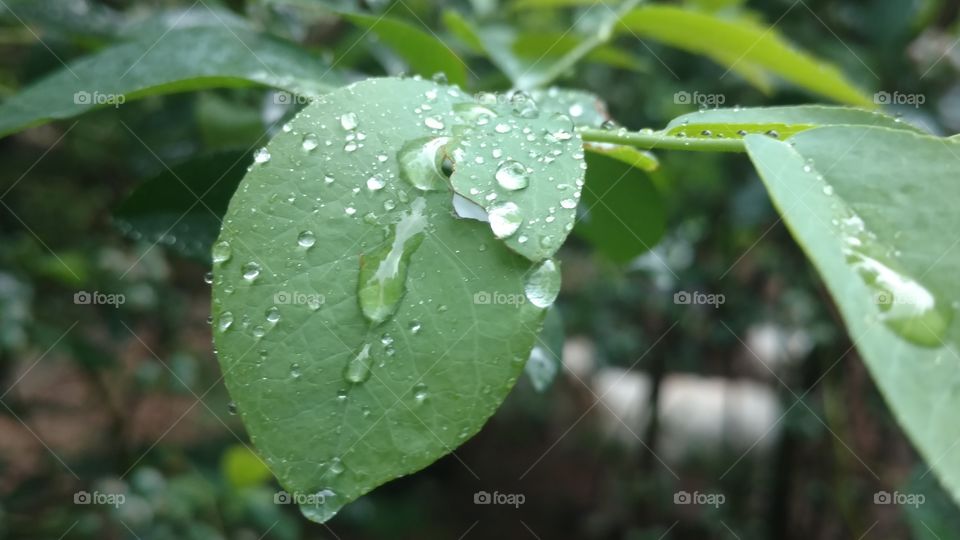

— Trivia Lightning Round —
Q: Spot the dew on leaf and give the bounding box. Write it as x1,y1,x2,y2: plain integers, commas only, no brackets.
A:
488,202,523,238
495,160,530,191
254,148,271,163
340,112,359,130
212,241,232,264
343,343,373,384
298,230,316,248
398,137,450,191
242,262,261,281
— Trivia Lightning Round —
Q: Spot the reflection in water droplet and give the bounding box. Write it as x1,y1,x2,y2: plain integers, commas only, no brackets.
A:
357,198,429,325
266,306,281,324
298,489,340,524
495,160,529,191
254,148,271,163
398,137,450,191
525,259,561,308
343,343,373,384
488,202,522,239
302,134,319,151
217,311,234,332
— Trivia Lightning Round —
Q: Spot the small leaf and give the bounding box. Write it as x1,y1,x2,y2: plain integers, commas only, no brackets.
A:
745,126,960,507
618,6,873,106
0,26,342,137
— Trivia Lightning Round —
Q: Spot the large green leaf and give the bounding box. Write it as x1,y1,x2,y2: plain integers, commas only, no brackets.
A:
618,6,873,106
345,12,468,87
745,126,960,505
665,106,924,139
212,77,577,523
0,26,342,137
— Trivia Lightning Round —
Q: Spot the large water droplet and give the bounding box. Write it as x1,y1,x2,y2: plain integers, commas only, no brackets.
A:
488,202,522,238
525,259,561,308
398,137,450,191
343,343,373,384
242,262,261,281
357,198,429,325
254,148,271,164
298,489,340,524
495,160,529,191
217,311,234,332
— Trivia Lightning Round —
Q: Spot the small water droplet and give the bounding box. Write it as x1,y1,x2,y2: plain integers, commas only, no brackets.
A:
525,259,561,308
298,230,316,248
227,401,238,415
302,133,319,151
424,116,445,130
217,311,234,332
212,241,232,264
242,262,261,281
340,112,359,130
409,321,422,334
254,148,271,164
343,343,373,384
366,175,386,191
413,383,428,404
266,306,281,324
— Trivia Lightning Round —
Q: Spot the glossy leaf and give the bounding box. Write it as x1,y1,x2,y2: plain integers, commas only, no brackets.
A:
212,78,571,523
745,127,960,505
0,26,342,137
618,6,874,106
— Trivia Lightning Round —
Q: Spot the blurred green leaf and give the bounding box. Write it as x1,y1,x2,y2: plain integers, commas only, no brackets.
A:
576,150,665,263
114,151,251,262
512,32,648,72
222,445,273,489
618,5,874,106
746,127,960,508
346,12,469,87
0,26,342,137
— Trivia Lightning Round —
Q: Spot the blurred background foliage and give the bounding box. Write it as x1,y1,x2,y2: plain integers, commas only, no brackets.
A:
2,0,960,538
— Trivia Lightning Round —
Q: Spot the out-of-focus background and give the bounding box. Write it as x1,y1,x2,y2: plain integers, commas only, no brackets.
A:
2,0,960,538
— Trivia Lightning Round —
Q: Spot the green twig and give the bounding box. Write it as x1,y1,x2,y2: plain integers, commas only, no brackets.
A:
580,128,747,153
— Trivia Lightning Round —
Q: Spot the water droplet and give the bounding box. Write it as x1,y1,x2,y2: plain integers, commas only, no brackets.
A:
302,134,319,151
218,311,234,332
822,185,834,196
290,363,302,379
298,231,316,248
398,137,450,191
298,489,340,523
212,241,232,264
242,262,261,281
495,160,529,190
525,259,561,308
409,321,422,334
227,401,238,415
495,123,512,134
547,113,574,141
328,457,345,476
266,306,281,324
252,325,266,339
254,148,271,164
424,116,445,130
488,202,523,238
343,343,373,384
340,112,359,130
560,198,577,209
357,198,429,324
413,383,428,403
203,272,213,284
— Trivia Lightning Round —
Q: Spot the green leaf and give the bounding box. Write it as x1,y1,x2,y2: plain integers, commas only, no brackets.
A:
345,12,468,87
0,26,342,138
745,126,960,506
618,6,874,106
114,151,251,263
221,445,273,489
211,78,572,523
512,32,648,72
446,95,586,262
665,106,924,139
576,150,664,263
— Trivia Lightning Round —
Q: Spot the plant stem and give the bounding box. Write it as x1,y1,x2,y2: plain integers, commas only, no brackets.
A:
580,128,747,153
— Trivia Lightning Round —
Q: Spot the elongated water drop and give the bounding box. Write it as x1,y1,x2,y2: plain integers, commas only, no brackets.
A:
212,241,232,264
398,137,450,191
343,343,373,384
357,198,429,325
525,259,561,308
